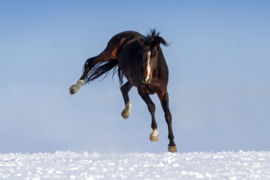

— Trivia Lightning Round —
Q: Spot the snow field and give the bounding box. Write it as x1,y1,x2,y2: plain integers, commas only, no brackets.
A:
0,150,270,179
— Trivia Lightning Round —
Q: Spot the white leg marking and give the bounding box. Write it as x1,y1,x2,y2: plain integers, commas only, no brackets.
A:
151,129,158,136
124,101,132,114
125,101,132,110
145,51,151,82
76,79,84,88
122,101,132,119
73,80,84,92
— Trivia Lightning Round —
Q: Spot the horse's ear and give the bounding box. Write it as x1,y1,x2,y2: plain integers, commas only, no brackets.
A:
154,37,161,49
138,39,145,47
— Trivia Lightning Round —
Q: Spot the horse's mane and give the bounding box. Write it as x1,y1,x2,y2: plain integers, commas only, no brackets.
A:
142,29,169,52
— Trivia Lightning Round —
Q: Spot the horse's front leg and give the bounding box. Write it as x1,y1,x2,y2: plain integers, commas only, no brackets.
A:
120,81,133,119
158,90,177,153
138,87,159,142
69,50,116,95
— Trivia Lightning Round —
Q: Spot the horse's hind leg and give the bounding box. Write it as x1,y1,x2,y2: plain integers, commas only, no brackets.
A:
138,87,159,142
157,90,177,153
69,56,96,95
120,81,133,119
69,46,117,95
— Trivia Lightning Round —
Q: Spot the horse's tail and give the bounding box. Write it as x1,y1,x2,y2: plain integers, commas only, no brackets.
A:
84,59,124,85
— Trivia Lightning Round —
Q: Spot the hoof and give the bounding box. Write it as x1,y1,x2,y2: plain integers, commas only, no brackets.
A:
168,146,177,153
69,85,76,95
150,134,159,142
121,110,129,120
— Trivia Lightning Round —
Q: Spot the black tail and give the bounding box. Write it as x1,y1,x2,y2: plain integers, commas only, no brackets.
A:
83,59,124,85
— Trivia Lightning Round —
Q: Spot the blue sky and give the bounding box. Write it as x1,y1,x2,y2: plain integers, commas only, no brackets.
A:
0,0,270,153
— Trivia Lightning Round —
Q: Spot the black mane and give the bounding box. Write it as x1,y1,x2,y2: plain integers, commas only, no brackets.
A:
142,29,169,52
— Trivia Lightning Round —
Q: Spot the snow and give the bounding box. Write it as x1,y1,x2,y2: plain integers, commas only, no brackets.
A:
0,151,270,179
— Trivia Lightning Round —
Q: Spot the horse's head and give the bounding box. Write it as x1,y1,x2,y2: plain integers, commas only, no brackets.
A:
138,30,169,84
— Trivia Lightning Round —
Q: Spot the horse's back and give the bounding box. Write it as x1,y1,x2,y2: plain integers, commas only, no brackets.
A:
112,31,144,39
105,31,144,58
110,31,144,47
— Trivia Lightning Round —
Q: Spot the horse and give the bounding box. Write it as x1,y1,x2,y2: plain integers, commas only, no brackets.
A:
69,29,177,153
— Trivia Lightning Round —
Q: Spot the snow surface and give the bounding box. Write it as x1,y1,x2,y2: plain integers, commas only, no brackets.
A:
0,151,270,179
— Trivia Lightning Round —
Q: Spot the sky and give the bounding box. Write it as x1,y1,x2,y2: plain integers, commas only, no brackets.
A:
0,0,270,154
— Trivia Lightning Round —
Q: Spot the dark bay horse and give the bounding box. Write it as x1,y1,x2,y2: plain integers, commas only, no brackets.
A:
69,30,177,153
